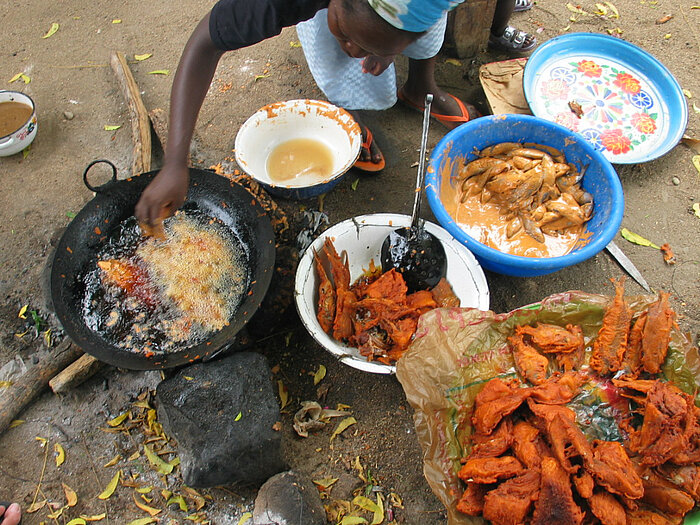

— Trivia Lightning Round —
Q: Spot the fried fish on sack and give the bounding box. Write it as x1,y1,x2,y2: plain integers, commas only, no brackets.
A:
587,490,627,525
458,456,525,484
585,441,644,499
671,405,700,465
572,470,595,499
512,420,552,469
508,331,550,385
482,471,541,525
516,323,585,354
590,278,632,376
556,340,586,372
531,456,585,525
640,291,676,374
472,378,532,435
637,466,695,517
658,463,700,501
626,507,684,525
626,381,694,467
456,482,489,516
529,371,586,404
526,399,577,431
543,411,594,474
622,311,647,375
471,418,514,458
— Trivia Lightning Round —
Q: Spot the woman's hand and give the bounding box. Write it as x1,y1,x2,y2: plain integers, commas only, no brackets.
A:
134,163,190,225
362,55,394,76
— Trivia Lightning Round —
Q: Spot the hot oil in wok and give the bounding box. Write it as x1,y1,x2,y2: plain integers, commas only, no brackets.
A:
82,211,248,355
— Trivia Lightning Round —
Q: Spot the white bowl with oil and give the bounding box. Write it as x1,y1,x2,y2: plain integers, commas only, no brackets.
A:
234,99,362,199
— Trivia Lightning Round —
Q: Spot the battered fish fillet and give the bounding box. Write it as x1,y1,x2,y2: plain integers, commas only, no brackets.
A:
516,323,584,354
531,456,585,525
627,381,694,467
626,507,682,525
658,463,700,501
572,470,595,499
544,412,593,474
512,420,551,469
508,331,550,385
639,467,695,517
456,482,488,516
590,278,632,376
588,490,627,525
472,378,531,435
471,418,514,458
640,291,675,374
482,470,541,525
623,311,647,375
458,456,525,484
529,371,586,404
585,440,644,499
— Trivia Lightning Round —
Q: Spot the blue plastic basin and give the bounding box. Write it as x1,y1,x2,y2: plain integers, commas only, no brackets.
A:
425,114,624,277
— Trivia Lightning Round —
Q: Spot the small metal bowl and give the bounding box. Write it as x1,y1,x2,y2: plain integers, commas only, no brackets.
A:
234,99,362,200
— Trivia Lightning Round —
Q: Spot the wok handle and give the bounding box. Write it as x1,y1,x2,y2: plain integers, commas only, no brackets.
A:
83,159,118,193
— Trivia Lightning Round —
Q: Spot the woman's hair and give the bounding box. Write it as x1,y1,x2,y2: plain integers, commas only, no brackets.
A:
340,0,426,41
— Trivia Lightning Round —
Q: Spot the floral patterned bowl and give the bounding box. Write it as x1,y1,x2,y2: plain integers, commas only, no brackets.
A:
523,32,687,164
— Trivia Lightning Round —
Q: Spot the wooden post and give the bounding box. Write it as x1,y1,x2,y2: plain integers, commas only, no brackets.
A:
446,0,499,58
110,51,152,175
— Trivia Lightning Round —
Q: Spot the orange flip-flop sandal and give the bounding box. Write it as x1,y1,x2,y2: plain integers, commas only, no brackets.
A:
353,127,385,172
397,90,481,128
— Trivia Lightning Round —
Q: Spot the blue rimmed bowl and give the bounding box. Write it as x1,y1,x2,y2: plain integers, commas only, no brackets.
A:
425,114,624,277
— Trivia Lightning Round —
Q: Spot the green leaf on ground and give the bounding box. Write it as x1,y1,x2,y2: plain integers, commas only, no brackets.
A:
620,228,660,249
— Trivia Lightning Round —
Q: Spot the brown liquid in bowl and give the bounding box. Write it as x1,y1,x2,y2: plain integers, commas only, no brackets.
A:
0,101,33,137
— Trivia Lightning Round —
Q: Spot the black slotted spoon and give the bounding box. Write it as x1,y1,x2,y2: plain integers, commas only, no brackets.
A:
380,93,447,292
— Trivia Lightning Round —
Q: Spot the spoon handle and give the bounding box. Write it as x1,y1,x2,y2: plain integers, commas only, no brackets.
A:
411,94,433,229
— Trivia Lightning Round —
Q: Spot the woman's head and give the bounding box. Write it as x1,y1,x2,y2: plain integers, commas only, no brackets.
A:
327,0,423,58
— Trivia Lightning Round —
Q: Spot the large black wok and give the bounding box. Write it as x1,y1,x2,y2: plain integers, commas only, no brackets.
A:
50,160,276,370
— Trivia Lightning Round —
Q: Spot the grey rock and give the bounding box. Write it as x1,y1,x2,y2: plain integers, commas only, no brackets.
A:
156,352,285,488
253,471,326,525
63,110,74,120
672,176,680,186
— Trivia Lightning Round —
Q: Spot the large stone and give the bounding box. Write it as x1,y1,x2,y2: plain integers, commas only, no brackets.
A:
156,352,285,487
253,471,326,525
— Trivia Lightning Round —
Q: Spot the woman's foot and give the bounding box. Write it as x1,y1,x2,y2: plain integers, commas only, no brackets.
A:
489,26,537,53
349,111,385,172
397,86,481,130
0,503,21,525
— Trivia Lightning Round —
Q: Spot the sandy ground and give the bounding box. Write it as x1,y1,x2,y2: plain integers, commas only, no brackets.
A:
0,0,699,523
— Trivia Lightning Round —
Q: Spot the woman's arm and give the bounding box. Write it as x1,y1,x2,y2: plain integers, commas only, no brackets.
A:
135,13,224,225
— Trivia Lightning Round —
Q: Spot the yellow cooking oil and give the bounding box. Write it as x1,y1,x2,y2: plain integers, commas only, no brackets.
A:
266,137,335,184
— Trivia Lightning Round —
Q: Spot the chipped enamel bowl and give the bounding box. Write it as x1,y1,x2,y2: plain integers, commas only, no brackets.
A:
294,213,490,374
234,99,362,200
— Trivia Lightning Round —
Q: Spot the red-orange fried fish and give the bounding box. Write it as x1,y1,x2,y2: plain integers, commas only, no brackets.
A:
517,323,585,354
640,291,675,374
458,456,525,484
512,420,551,469
585,440,644,499
590,278,632,375
588,490,627,525
639,467,695,517
472,379,531,435
482,470,541,525
313,247,336,334
508,331,550,385
531,456,585,525
623,311,647,375
456,482,488,516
